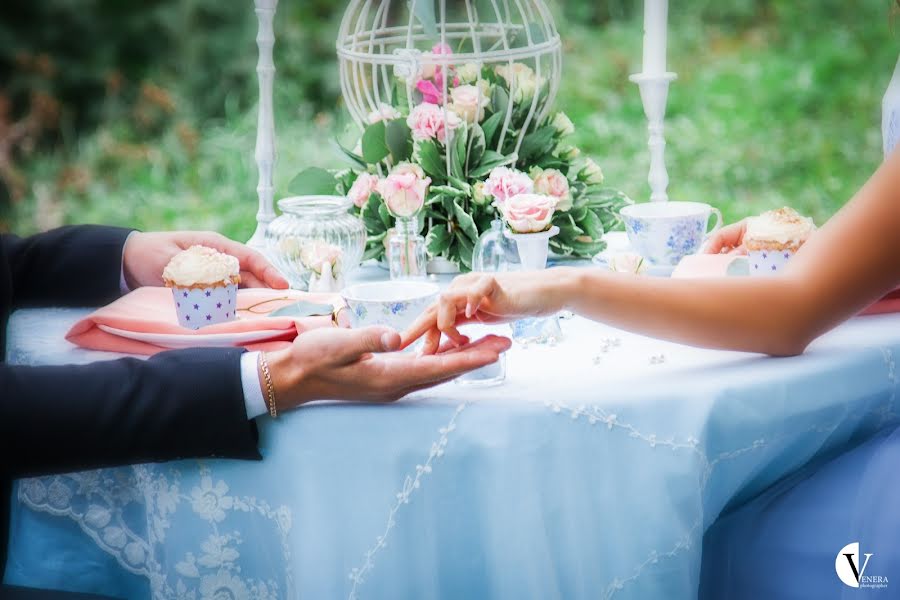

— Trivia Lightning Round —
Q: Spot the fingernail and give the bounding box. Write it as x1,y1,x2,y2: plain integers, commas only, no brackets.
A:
381,333,394,349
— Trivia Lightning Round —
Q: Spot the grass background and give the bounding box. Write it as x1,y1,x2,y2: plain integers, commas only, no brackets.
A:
2,0,898,240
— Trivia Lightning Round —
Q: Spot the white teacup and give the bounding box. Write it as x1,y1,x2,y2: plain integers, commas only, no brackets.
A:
341,281,439,332
620,201,723,266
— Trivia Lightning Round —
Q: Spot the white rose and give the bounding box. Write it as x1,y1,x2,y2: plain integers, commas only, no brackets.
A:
457,62,481,84
552,112,575,137
367,103,401,125
496,63,539,104
449,84,490,124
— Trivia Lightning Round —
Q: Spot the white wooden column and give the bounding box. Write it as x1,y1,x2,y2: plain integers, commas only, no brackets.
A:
248,0,278,248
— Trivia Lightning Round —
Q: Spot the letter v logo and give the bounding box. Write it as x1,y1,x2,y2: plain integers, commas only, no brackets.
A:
836,542,873,588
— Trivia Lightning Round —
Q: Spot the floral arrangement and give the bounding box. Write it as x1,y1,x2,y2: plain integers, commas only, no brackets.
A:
292,43,629,270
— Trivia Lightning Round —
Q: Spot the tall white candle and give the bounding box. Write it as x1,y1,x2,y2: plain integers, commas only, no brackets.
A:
642,0,668,75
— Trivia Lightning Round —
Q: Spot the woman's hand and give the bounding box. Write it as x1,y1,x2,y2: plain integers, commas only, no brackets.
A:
122,231,289,290
704,219,748,255
267,326,512,408
402,269,572,353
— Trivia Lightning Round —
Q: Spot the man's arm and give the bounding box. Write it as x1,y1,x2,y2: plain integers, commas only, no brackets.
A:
2,226,133,309
1,348,261,480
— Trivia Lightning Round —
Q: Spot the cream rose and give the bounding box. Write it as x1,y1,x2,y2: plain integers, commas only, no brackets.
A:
300,241,343,276
449,84,490,124
552,112,575,137
501,193,558,234
496,63,539,104
579,158,605,185
457,62,481,84
531,167,572,212
348,173,380,209
483,166,534,206
377,162,431,217
367,103,402,125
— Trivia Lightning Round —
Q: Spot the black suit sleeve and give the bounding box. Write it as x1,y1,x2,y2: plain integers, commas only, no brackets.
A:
1,347,262,480
2,225,133,309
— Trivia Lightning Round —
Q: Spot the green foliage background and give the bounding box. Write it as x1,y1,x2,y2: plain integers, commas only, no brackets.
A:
1,0,897,239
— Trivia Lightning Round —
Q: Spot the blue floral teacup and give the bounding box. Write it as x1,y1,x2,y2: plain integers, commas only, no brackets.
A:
620,202,723,267
341,281,439,332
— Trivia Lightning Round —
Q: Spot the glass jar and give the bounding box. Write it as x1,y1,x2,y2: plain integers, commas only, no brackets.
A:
387,217,427,281
266,196,366,291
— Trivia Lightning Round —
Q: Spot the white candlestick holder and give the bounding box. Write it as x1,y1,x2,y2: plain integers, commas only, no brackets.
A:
248,0,278,250
629,71,677,203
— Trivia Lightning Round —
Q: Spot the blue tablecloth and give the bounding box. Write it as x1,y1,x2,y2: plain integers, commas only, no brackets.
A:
5,271,900,599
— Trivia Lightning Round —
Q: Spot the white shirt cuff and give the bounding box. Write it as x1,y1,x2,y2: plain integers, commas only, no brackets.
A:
240,352,269,419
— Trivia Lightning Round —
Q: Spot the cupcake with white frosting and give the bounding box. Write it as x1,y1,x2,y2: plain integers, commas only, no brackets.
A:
163,246,241,329
744,207,815,276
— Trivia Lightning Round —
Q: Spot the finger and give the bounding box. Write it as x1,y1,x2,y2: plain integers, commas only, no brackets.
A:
401,305,438,349
422,327,442,355
435,334,512,356
436,292,468,345
239,272,266,289
316,326,400,364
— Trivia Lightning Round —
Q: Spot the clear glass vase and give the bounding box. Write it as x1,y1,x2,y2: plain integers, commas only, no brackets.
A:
266,196,366,291
388,217,427,281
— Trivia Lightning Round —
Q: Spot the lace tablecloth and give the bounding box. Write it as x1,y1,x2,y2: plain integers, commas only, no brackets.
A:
5,275,900,599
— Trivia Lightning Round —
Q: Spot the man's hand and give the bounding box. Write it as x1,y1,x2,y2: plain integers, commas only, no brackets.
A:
704,220,748,255
266,326,512,408
122,231,289,290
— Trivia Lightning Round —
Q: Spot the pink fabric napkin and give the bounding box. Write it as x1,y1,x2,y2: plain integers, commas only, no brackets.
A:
671,254,900,316
67,287,345,356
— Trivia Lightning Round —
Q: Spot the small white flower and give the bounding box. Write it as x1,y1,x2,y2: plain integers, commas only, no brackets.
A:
190,476,234,523
579,158,605,185
552,112,575,137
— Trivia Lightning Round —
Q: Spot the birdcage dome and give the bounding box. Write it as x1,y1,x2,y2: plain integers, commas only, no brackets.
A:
337,0,562,154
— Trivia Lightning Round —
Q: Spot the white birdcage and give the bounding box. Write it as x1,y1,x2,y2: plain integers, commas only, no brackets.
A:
336,0,562,159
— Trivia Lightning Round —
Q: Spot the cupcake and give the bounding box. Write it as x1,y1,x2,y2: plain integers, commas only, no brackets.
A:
744,207,815,276
163,246,241,330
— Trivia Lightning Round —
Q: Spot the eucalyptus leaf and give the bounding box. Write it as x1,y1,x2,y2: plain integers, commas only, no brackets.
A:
491,86,509,119
469,151,516,179
288,167,337,196
518,125,557,164
385,119,413,163
361,121,390,164
334,140,368,169
269,301,336,319
408,0,437,39
480,112,504,149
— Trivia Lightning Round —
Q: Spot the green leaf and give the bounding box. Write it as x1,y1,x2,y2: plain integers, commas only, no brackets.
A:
467,124,486,172
518,125,557,164
491,86,509,120
480,112,504,149
450,127,467,179
288,167,337,196
361,121,390,164
431,185,466,198
378,200,393,229
469,150,517,179
409,0,437,39
579,208,605,240
455,231,475,270
362,194,387,233
385,120,413,163
335,140,368,169
452,199,479,242
425,225,452,257
416,139,447,180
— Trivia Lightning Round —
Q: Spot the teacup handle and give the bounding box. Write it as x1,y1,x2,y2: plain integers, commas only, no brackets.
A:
705,207,723,239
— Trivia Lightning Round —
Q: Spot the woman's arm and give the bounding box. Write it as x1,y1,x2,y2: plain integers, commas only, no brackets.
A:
407,149,900,356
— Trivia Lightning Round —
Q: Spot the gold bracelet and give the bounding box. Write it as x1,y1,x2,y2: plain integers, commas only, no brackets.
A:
259,352,278,419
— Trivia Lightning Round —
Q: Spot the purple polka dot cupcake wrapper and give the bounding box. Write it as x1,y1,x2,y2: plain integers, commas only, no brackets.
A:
749,249,794,277
171,283,239,330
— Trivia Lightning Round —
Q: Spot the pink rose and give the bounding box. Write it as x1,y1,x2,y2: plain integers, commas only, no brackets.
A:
348,172,379,209
377,163,431,217
501,193,558,233
416,79,444,105
532,167,572,211
407,102,462,144
483,167,534,206
418,42,458,103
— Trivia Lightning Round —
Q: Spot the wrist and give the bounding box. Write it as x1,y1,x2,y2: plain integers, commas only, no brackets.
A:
547,267,583,313
122,231,142,290
263,348,305,411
